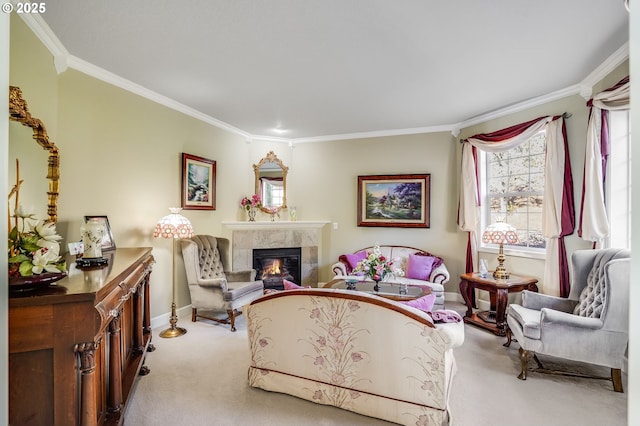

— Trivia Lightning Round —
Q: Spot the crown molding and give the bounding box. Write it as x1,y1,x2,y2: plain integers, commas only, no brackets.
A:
579,41,629,99
17,12,68,73
65,55,252,139
291,124,454,144
455,85,582,132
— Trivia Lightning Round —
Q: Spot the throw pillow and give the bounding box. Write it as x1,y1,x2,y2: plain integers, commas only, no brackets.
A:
283,279,310,290
400,293,436,313
415,252,444,269
406,253,436,281
341,250,368,273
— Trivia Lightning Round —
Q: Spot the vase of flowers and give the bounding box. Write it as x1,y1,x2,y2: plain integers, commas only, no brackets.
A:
240,194,262,222
8,205,67,285
352,244,403,292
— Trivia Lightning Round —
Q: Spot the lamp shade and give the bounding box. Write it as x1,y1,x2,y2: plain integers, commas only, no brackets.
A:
482,220,519,245
153,207,194,239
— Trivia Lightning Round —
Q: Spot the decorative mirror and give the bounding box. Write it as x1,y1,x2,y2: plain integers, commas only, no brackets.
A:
9,86,60,223
253,151,288,213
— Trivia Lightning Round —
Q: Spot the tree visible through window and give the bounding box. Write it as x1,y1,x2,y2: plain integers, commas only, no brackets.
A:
485,132,546,250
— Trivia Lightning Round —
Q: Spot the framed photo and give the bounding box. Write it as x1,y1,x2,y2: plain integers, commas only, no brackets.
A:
181,153,216,210
357,174,430,228
84,215,116,251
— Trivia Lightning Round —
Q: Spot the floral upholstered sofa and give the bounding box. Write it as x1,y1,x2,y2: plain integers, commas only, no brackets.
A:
247,288,464,425
331,245,450,310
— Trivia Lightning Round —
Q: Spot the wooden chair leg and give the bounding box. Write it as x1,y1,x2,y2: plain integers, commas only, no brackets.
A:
504,328,512,347
227,309,237,332
612,368,624,392
192,307,197,322
518,347,533,380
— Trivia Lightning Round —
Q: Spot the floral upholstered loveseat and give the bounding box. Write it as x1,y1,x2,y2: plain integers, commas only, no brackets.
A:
331,245,450,310
246,288,464,425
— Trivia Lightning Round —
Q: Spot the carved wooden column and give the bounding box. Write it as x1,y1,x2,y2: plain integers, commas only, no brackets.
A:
143,273,156,352
75,342,99,426
108,312,123,414
133,285,144,354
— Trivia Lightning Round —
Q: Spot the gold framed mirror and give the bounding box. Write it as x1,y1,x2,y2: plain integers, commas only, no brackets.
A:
253,151,288,213
9,86,60,223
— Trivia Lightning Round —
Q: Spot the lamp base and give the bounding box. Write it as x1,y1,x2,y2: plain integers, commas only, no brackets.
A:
159,326,187,338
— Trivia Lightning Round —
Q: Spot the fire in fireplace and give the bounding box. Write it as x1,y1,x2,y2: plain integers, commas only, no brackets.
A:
253,247,302,290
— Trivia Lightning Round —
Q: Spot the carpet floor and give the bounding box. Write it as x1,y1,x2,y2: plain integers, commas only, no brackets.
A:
124,302,627,425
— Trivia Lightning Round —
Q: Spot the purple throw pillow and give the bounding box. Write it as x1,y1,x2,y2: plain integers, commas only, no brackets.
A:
283,279,310,290
400,293,436,313
343,251,367,272
406,253,436,280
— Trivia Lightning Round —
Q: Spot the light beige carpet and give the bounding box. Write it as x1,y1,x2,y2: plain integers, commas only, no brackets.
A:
124,302,627,426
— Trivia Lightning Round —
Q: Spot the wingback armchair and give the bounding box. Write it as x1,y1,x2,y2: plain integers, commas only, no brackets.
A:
506,248,630,391
181,235,264,331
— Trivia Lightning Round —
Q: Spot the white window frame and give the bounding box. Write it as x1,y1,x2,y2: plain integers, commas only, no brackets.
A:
478,135,547,260
605,110,631,249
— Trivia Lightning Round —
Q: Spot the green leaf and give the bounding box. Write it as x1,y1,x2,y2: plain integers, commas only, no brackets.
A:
9,226,18,241
19,261,34,276
8,254,29,264
55,261,67,272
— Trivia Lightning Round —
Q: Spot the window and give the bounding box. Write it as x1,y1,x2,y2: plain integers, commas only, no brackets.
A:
481,132,546,253
606,110,631,249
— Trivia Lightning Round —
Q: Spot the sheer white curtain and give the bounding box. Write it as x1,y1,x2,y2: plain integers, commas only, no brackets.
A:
579,76,630,246
458,115,575,296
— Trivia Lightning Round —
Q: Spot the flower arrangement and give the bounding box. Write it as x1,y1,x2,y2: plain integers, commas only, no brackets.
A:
353,244,403,282
240,194,262,210
8,206,66,277
240,194,262,221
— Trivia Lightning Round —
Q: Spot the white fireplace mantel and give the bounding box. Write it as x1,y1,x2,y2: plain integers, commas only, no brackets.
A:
222,220,330,230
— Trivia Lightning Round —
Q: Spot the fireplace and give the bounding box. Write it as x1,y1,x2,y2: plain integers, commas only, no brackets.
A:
253,247,302,290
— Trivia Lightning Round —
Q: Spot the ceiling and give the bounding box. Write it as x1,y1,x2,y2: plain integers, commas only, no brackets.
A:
39,1,629,141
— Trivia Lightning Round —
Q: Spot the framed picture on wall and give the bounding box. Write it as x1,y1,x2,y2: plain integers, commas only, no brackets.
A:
84,215,116,251
357,174,430,228
181,153,216,210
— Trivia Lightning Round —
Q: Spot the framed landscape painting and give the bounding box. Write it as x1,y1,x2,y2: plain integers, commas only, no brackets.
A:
181,153,216,210
357,174,430,228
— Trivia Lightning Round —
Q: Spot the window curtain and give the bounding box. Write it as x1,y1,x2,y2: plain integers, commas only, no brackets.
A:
578,76,630,246
457,115,575,297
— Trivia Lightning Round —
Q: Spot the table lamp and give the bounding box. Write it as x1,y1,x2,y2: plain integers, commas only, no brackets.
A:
481,219,519,280
153,207,194,338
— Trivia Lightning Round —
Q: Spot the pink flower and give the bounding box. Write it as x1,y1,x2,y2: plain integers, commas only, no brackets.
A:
313,390,323,400
329,326,343,338
351,352,363,362
331,373,345,385
259,338,268,347
349,390,361,399
348,301,360,311
310,308,321,319
316,336,326,346
417,414,429,426
314,356,324,365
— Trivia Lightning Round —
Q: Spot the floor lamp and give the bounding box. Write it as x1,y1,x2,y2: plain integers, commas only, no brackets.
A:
153,207,194,338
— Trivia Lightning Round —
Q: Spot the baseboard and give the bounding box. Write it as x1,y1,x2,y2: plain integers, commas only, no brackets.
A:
150,304,192,330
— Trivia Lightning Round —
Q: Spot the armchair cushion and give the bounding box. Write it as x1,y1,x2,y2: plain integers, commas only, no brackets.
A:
508,304,542,340
223,280,264,302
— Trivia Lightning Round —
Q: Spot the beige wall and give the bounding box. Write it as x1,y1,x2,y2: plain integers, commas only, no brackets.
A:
8,15,629,318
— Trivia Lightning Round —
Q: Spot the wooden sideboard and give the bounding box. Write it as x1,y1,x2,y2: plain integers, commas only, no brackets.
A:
9,247,155,426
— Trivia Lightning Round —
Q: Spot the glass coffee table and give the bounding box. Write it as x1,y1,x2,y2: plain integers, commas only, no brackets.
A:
323,277,429,301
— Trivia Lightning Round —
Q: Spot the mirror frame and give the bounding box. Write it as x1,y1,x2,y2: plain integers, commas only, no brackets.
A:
9,86,60,223
253,151,288,213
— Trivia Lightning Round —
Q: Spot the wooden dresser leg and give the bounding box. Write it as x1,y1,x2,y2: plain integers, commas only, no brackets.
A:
518,347,533,381
75,342,99,426
227,309,237,332
612,368,624,392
